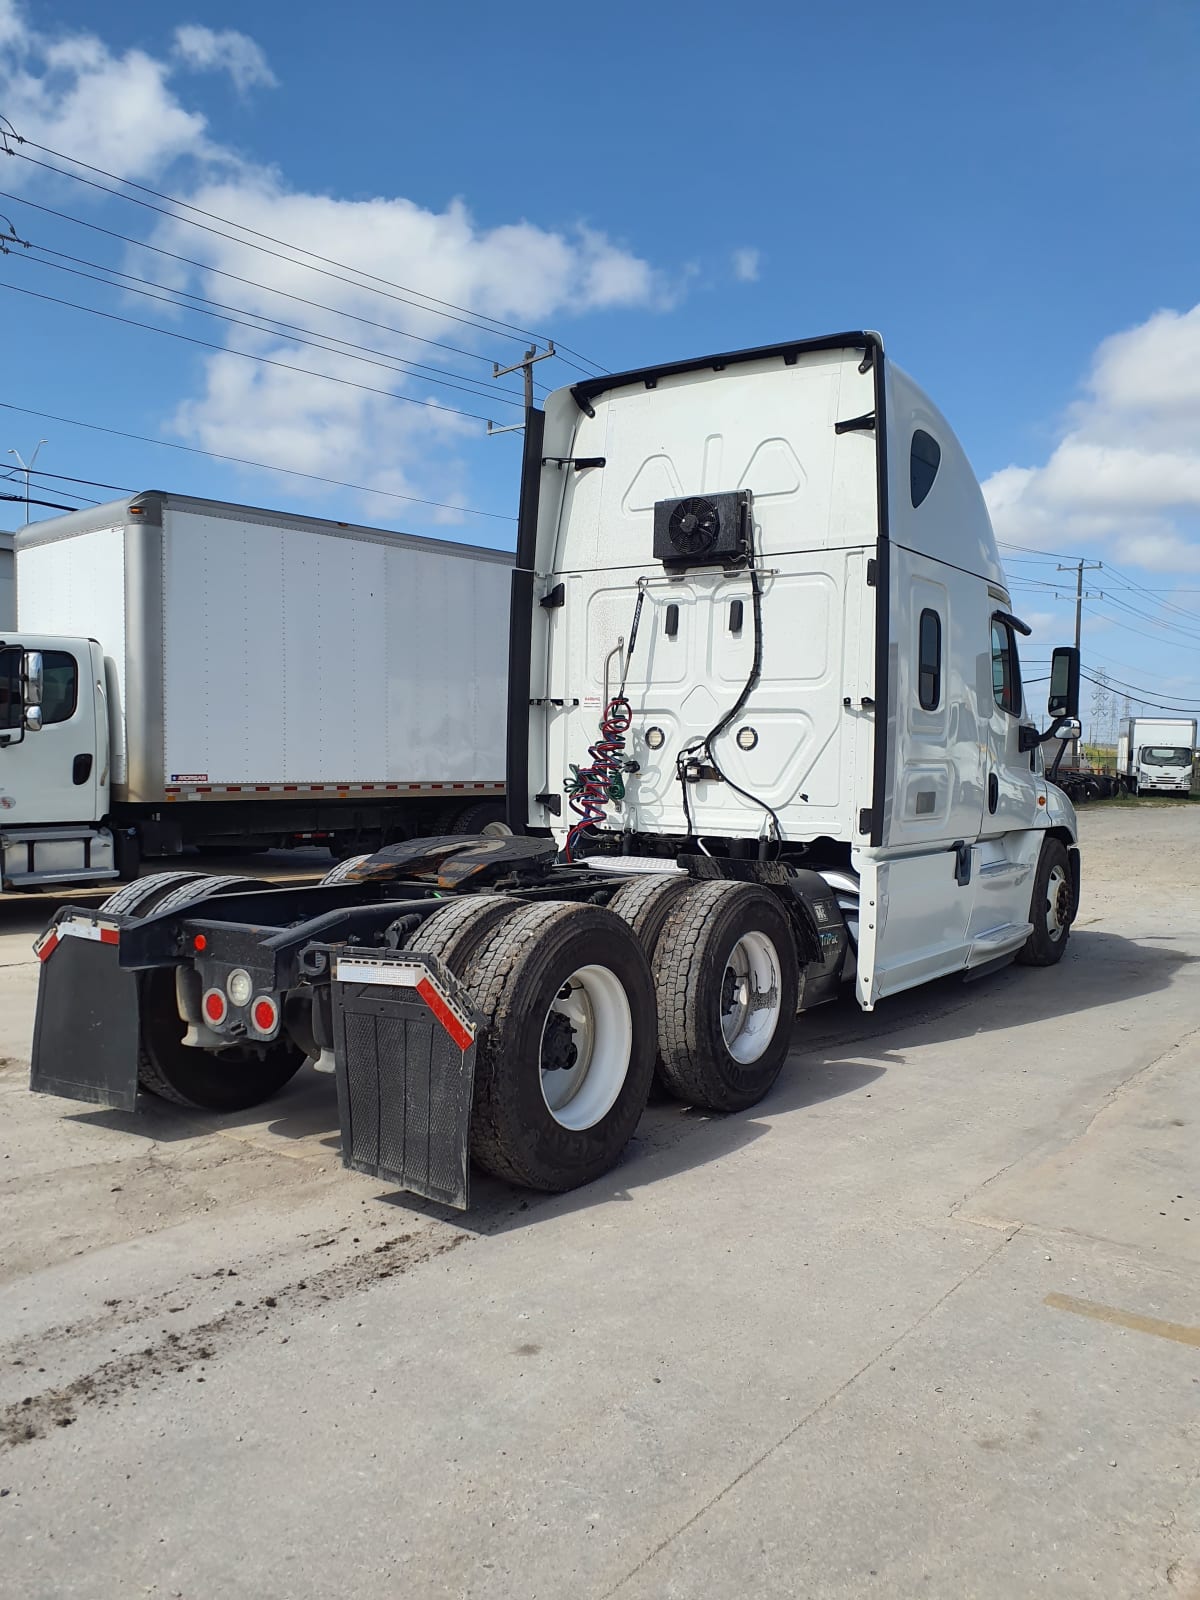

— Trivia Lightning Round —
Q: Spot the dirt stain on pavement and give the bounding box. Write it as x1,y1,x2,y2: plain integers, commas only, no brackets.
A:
1,1228,465,1450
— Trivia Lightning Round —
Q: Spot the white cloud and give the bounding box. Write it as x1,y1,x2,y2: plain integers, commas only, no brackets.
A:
983,304,1200,576
0,6,675,522
732,247,760,283
0,2,216,180
173,25,277,93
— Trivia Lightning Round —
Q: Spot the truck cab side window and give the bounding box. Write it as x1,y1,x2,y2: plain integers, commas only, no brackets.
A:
990,619,1022,715
918,609,941,709
910,430,941,508
0,648,20,732
40,652,79,725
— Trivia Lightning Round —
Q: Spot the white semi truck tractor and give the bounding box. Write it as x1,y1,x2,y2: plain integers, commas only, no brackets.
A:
29,333,1083,1208
1116,717,1197,796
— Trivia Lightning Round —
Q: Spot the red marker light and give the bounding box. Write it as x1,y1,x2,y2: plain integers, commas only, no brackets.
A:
202,988,227,1025
194,934,208,952
252,996,279,1035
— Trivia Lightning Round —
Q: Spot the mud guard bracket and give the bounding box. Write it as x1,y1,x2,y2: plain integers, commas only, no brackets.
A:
30,911,141,1111
330,950,480,1210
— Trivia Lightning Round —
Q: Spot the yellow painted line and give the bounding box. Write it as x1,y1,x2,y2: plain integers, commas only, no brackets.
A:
1045,1292,1200,1349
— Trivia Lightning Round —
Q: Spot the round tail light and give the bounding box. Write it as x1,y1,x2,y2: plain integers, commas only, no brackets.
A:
202,988,228,1026
251,995,280,1036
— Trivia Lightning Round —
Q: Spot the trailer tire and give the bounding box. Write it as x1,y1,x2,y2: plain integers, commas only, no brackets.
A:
448,800,512,838
653,880,798,1113
1015,837,1073,967
136,968,305,1111
461,902,656,1192
404,894,522,975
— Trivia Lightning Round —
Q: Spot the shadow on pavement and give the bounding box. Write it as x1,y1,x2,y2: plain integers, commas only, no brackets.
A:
64,927,1195,1219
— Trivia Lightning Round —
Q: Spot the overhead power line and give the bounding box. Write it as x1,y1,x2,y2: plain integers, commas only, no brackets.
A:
1,131,605,376
0,399,517,524
1080,670,1200,716
0,279,500,424
0,188,550,395
7,247,526,409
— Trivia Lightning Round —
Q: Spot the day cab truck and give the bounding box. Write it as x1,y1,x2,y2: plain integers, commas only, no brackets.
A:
1,492,511,892
1116,716,1197,797
30,333,1084,1209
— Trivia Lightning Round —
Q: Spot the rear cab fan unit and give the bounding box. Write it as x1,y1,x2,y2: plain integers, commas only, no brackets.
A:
653,490,751,569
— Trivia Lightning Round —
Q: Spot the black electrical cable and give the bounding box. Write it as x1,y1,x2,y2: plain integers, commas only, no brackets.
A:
8,248,526,409
1080,671,1200,716
0,400,517,523
0,280,497,424
3,136,607,372
0,186,553,384
1,491,80,512
675,513,784,850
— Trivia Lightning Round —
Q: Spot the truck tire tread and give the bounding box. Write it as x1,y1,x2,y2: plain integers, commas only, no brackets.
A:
404,894,521,975
653,880,798,1113
462,901,656,1191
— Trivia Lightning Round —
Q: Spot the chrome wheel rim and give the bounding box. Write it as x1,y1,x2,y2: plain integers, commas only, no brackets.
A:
1045,863,1070,940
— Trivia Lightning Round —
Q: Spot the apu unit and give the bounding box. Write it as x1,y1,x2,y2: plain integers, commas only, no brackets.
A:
653,490,751,569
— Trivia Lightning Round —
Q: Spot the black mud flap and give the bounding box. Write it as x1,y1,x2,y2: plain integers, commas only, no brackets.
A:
330,950,480,1210
30,912,141,1112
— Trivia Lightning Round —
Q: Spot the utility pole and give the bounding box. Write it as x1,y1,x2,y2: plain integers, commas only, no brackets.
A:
1057,557,1102,768
486,343,556,435
7,439,47,524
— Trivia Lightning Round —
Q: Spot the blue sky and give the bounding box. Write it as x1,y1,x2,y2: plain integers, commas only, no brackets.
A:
2,0,1199,733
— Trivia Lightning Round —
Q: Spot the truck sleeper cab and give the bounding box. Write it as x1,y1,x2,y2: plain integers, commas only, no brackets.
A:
30,333,1083,1208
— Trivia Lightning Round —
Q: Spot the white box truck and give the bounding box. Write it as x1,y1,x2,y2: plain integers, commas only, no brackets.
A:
1,492,511,891
30,333,1084,1207
1116,717,1197,796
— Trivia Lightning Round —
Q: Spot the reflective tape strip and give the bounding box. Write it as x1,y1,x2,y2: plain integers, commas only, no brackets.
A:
334,956,475,1051
35,920,119,961
162,782,504,797
415,977,474,1053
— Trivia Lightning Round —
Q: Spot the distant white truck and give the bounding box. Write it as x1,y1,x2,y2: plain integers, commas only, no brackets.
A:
1116,717,1197,796
1,492,511,892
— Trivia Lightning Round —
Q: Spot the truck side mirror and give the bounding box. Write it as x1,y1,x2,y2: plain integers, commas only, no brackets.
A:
22,650,44,709
24,705,43,733
1048,646,1079,720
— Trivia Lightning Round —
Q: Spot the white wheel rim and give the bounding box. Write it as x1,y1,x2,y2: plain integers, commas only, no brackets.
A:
1044,864,1070,940
539,964,632,1130
720,932,783,1064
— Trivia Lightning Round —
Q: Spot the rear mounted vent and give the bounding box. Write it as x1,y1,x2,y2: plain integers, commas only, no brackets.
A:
653,490,751,569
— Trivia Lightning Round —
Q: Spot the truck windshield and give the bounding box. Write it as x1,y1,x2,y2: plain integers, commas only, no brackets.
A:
1141,747,1192,767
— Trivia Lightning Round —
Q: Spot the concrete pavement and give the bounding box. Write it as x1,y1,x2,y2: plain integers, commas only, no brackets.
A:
1,808,1197,1598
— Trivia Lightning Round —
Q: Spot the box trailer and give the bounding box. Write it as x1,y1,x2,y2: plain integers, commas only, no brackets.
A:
1,492,511,890
1115,717,1196,796
29,333,1083,1208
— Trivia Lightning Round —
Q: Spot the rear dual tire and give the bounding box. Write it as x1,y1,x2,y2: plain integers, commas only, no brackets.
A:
653,881,799,1113
461,903,657,1192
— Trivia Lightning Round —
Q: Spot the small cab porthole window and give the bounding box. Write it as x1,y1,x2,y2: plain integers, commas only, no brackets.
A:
918,608,941,709
910,429,941,508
